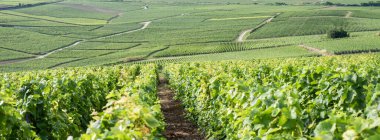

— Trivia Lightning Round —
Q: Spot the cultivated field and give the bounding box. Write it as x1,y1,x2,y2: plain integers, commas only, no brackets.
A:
0,0,379,71
1,0,380,139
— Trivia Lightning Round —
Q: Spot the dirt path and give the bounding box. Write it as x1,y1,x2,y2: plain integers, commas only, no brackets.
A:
236,13,280,42
95,21,151,40
158,77,204,140
300,45,334,56
36,40,84,59
345,11,352,18
236,29,254,42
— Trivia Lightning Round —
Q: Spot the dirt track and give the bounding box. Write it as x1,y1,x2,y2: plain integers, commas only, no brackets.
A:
300,45,334,56
96,21,151,40
158,77,204,140
345,11,352,18
236,13,279,42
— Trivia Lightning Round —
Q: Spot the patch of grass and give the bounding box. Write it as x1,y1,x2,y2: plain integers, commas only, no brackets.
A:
0,10,107,25
13,3,115,20
2,20,77,26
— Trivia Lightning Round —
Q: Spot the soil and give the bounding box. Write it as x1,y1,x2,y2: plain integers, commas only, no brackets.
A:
95,21,151,40
236,13,279,42
345,11,352,18
158,77,204,140
300,45,335,56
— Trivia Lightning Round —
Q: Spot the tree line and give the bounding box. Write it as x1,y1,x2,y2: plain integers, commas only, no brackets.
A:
323,1,380,6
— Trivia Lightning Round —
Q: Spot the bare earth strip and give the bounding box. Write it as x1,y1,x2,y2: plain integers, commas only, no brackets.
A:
236,13,280,42
0,21,152,65
299,45,335,56
95,21,151,40
158,77,204,140
345,11,352,18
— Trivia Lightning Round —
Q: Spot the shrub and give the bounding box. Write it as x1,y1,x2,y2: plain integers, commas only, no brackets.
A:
327,28,350,38
275,2,287,5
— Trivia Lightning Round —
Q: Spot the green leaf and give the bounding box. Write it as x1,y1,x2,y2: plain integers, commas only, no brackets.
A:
144,115,160,128
342,129,358,140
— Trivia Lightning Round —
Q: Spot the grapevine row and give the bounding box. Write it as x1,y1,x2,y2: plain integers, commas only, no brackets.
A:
165,54,380,139
0,64,164,139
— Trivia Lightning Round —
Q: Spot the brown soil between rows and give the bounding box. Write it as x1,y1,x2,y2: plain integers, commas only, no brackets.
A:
158,77,204,140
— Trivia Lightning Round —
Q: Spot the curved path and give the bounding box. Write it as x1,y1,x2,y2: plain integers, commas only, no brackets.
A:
95,21,151,40
0,21,152,65
236,29,254,42
37,40,84,59
236,13,280,42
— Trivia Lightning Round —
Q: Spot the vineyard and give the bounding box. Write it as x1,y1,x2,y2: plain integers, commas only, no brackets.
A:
1,0,380,139
164,54,380,139
2,54,380,139
0,0,380,71
0,64,165,139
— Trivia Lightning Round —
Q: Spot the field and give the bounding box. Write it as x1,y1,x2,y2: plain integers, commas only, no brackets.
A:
165,54,380,139
1,0,380,139
0,0,378,71
2,54,380,139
